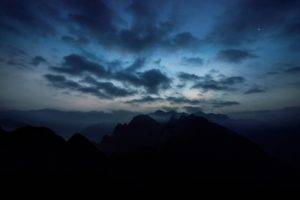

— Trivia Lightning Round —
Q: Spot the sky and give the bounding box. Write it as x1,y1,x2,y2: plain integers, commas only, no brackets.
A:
0,0,299,113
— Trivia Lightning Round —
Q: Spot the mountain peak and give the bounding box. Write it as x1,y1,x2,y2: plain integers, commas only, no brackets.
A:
129,114,158,126
178,114,208,123
68,133,91,144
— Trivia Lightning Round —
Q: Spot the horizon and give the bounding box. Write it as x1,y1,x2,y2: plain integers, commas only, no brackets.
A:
0,0,300,113
1,104,300,115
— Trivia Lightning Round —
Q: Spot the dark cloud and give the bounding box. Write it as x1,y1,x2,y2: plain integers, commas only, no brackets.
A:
82,76,134,97
0,0,56,36
44,74,134,98
1,0,201,53
61,35,90,45
30,56,47,66
64,0,115,35
163,32,200,50
167,96,240,108
63,0,200,52
0,45,29,68
183,106,203,113
127,95,240,109
126,57,147,71
106,59,123,70
50,54,107,77
207,0,300,46
167,96,202,105
178,72,200,81
1,45,27,57
192,75,245,91
48,54,171,95
284,66,300,73
113,72,141,86
182,56,204,66
264,71,279,76
44,74,106,98
139,69,171,93
210,101,240,108
217,49,256,63
113,69,171,94
114,23,200,52
177,71,245,91
6,59,27,69
126,96,163,104
244,86,266,94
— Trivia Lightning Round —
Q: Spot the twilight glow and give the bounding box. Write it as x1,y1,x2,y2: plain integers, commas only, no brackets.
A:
0,0,299,113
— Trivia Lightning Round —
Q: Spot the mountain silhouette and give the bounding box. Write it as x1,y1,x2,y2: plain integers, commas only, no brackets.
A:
158,115,286,180
110,115,163,154
0,114,297,185
100,114,296,182
0,126,66,171
80,122,116,142
66,133,108,171
0,126,108,174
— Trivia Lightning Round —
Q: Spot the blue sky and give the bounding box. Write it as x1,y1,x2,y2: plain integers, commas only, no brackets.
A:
0,0,299,113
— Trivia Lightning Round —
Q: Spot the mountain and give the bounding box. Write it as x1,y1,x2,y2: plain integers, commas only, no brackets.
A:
0,118,28,131
158,115,282,180
0,114,297,184
0,126,108,173
110,115,163,153
0,109,137,138
101,114,295,182
65,133,108,171
80,122,116,142
0,126,66,171
149,109,266,137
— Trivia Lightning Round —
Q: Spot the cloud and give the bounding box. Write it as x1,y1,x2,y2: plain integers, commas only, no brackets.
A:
207,0,300,46
64,0,115,35
63,0,200,52
217,49,256,63
210,100,240,108
50,54,107,77
178,72,201,81
1,0,201,53
30,56,47,66
61,35,90,45
182,56,204,66
113,69,171,94
126,96,163,104
48,54,172,95
0,45,29,69
177,71,245,91
244,86,266,94
126,57,147,71
82,76,135,97
183,106,203,113
139,69,171,93
284,66,300,73
0,0,56,36
166,96,240,108
192,75,245,91
167,96,202,105
44,74,134,99
44,74,105,98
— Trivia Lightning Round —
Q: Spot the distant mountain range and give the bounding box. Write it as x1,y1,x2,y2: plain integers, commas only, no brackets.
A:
1,107,300,168
0,109,138,138
0,114,297,185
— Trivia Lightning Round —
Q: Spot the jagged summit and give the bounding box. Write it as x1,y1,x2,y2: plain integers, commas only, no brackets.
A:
68,133,90,144
129,114,158,127
177,114,209,123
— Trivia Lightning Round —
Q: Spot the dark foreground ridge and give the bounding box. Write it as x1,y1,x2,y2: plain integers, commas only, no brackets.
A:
0,115,299,188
